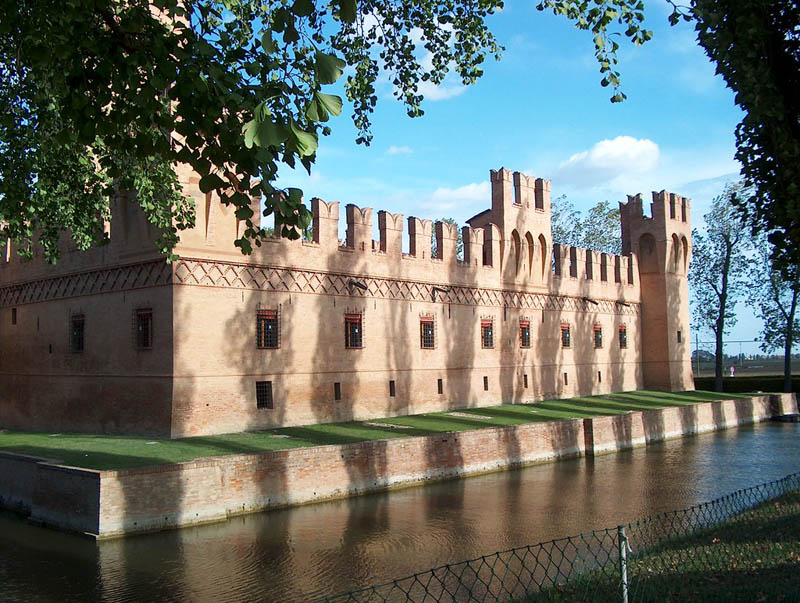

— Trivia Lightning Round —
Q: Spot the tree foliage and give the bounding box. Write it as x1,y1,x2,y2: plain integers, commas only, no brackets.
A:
688,183,752,391
550,195,621,254
0,0,656,261
430,217,463,260
745,234,800,392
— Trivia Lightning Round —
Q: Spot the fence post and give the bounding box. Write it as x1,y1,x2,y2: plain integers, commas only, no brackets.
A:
618,525,629,603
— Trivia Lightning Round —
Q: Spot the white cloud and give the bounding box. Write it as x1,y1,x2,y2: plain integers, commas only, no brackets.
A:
386,145,413,156
554,136,661,189
417,79,467,101
425,181,490,211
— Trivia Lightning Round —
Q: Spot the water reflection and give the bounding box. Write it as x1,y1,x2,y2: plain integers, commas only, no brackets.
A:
1,423,798,602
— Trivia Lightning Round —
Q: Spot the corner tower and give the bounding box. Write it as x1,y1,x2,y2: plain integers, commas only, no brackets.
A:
620,191,693,391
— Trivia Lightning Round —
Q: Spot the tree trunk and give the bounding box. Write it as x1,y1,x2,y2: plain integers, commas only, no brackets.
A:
714,327,724,392
784,289,798,393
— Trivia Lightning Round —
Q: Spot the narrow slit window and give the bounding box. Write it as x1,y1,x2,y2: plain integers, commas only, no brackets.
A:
256,381,273,409
519,320,531,348
481,319,494,349
677,330,682,343
597,371,602,383
523,374,529,389
389,380,396,397
593,325,603,349
256,309,279,349
135,308,153,349
345,313,363,348
420,317,435,349
334,382,342,401
619,326,628,349
561,323,571,348
483,376,489,391
564,372,569,386
70,314,85,353
11,308,16,325
437,378,443,395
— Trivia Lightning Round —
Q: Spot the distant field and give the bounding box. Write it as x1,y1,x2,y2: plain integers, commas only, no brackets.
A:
694,358,792,378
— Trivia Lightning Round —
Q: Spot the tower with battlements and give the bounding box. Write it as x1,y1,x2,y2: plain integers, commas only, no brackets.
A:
620,191,693,390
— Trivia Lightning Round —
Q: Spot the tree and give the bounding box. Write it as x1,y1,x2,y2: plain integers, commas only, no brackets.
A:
550,195,621,254
430,217,463,260
746,234,800,393
0,0,653,261
688,183,752,392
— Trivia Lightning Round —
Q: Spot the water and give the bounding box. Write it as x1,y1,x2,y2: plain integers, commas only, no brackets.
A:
1,422,798,602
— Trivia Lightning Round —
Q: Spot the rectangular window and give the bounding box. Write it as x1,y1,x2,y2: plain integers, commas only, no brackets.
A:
256,381,273,409
70,314,85,353
523,374,529,389
481,319,494,349
256,309,279,349
598,371,602,383
437,378,443,395
11,308,16,325
619,326,628,349
345,313,363,348
334,382,342,401
593,325,603,349
519,320,531,348
483,376,489,391
561,323,571,348
135,308,153,349
420,318,435,349
677,330,682,343
564,372,569,386
389,380,396,397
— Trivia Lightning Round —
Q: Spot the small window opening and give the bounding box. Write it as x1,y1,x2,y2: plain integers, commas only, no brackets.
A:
481,320,494,349
597,371,602,383
437,378,443,395
677,330,682,343
593,325,603,349
619,326,628,349
345,313,363,348
519,321,531,348
681,198,687,222
256,381,273,409
70,314,85,353
334,382,342,401
135,308,153,349
563,372,569,386
256,309,279,349
523,374,529,389
11,308,16,325
420,318,435,349
561,323,571,348
389,380,396,397
483,376,489,391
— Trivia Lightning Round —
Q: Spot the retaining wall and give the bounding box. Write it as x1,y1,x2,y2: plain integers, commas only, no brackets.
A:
1,394,795,538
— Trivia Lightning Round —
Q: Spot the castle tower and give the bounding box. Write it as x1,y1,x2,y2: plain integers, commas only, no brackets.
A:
620,191,693,391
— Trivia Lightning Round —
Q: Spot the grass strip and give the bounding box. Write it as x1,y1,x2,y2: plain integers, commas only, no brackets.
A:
0,390,750,471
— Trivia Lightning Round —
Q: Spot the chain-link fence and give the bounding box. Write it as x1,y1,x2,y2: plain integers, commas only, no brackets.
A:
318,472,800,602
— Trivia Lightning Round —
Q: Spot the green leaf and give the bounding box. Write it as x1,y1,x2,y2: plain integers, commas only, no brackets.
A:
314,51,346,85
261,32,276,53
292,0,314,17
199,173,227,193
306,92,343,122
242,119,288,149
338,0,357,23
289,121,318,156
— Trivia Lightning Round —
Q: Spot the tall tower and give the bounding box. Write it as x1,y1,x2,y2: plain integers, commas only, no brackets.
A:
620,191,694,391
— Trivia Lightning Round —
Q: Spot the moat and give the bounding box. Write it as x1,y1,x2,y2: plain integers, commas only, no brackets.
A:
1,421,798,602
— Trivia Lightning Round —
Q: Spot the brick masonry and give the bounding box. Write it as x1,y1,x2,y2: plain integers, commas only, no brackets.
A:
1,394,795,538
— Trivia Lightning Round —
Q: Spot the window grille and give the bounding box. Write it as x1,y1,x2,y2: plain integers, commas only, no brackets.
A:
256,309,279,349
255,381,273,409
345,313,363,348
135,309,153,349
619,326,628,348
561,323,571,348
420,317,435,349
334,382,342,400
481,319,494,349
483,376,489,391
519,320,531,348
70,314,85,353
593,324,603,349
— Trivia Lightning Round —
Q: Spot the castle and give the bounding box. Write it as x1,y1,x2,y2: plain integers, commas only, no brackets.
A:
0,167,693,438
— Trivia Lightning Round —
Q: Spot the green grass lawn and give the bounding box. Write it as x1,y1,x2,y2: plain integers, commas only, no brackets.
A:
0,390,745,471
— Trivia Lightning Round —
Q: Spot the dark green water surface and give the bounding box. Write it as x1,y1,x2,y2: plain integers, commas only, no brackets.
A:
1,422,798,602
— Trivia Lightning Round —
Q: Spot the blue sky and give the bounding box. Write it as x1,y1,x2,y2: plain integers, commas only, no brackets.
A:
274,3,765,351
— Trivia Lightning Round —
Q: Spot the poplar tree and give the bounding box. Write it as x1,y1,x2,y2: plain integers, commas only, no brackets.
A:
688,183,751,392
746,235,800,393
